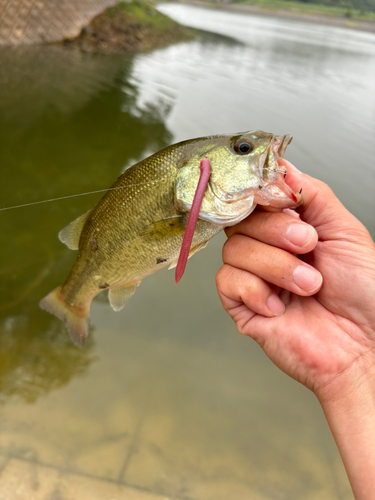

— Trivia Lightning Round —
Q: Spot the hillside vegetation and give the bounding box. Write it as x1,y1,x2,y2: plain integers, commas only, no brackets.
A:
230,0,375,16
71,0,196,52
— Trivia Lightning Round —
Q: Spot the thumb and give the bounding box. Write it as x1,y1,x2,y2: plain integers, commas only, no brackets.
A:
279,159,370,244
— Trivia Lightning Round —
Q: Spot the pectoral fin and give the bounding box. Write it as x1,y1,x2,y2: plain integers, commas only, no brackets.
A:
140,216,186,242
168,240,209,270
189,240,209,256
59,210,92,250
108,282,140,311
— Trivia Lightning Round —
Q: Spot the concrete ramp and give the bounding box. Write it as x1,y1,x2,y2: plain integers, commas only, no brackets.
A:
0,0,118,45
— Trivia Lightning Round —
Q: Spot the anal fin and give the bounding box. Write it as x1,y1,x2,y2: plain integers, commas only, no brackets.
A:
59,210,92,250
108,282,140,311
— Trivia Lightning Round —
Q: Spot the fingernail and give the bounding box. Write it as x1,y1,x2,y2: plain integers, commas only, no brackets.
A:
293,265,322,293
286,223,315,247
267,293,285,316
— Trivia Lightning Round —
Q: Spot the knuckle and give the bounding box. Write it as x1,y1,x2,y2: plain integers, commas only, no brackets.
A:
257,212,274,232
237,274,255,298
215,264,232,290
308,179,333,210
222,234,244,263
253,211,287,239
265,244,283,266
316,179,331,194
319,182,335,205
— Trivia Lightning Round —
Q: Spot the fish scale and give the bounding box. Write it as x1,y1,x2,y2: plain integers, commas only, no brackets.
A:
40,130,301,347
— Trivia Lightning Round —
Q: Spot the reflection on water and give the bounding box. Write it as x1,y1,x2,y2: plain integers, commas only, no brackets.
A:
0,45,173,405
1,7,374,498
0,309,96,405
0,46,121,125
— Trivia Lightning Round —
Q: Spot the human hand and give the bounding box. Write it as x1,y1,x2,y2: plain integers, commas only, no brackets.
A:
216,160,375,401
216,159,375,499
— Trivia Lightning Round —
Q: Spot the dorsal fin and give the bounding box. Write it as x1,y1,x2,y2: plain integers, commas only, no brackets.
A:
58,210,92,250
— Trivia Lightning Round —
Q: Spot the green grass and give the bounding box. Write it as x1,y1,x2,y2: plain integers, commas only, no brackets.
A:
74,0,196,53
106,0,184,28
231,0,375,20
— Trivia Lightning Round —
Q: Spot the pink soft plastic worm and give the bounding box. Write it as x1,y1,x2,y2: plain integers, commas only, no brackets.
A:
175,158,211,283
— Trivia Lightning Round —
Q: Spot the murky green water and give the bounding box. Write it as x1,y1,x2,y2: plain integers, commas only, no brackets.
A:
0,5,374,498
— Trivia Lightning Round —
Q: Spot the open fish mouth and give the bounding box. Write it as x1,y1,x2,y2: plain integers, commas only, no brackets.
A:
256,134,291,182
273,134,293,158
263,134,292,178
255,134,302,207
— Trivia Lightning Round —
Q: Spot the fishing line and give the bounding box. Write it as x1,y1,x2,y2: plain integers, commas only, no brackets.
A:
0,178,172,213
0,167,287,213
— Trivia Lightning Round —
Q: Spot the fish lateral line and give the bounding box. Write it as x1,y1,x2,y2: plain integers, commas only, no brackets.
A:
0,177,173,213
175,158,211,284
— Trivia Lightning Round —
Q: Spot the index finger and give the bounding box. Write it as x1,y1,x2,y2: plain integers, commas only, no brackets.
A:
225,210,318,255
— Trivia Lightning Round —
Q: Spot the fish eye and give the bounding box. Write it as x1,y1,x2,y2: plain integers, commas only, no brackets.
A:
234,140,253,155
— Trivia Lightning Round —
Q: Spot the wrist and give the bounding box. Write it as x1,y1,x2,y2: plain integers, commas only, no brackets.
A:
315,354,375,410
315,357,375,500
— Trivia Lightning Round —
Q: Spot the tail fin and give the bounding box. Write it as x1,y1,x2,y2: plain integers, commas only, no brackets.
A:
39,286,90,347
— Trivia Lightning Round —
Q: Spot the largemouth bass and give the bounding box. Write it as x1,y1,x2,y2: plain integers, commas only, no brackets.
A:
40,130,301,347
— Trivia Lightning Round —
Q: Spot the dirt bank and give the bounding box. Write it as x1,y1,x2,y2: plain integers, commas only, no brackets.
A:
69,0,196,53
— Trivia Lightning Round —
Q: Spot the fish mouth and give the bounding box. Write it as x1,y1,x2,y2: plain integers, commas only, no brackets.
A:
260,134,292,180
253,134,302,207
273,134,293,158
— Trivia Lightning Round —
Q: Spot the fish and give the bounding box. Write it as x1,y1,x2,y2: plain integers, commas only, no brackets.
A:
40,130,301,347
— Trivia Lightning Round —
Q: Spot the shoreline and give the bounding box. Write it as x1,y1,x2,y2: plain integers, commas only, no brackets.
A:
69,0,196,53
172,0,375,33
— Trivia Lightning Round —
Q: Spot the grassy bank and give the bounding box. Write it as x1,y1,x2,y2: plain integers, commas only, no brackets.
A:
70,0,196,53
231,0,375,21
176,0,375,30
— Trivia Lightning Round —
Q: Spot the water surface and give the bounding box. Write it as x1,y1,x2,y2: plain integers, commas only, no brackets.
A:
1,6,374,499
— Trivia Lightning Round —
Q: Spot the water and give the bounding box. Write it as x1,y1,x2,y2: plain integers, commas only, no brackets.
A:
0,5,374,498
